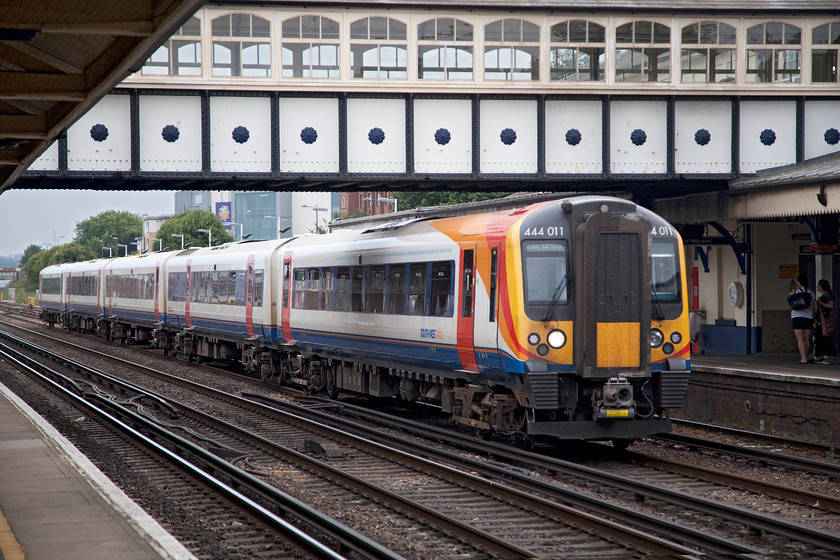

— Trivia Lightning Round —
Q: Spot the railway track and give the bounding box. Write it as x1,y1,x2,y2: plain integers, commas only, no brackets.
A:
0,327,698,558
3,315,840,557
0,343,379,560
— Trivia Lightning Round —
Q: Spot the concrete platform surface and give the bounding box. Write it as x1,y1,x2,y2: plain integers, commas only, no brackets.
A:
0,382,196,560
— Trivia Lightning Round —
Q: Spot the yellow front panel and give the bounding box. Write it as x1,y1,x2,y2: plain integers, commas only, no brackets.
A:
596,322,640,368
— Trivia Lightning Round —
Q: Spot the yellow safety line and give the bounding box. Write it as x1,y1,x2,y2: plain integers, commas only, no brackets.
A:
0,505,25,560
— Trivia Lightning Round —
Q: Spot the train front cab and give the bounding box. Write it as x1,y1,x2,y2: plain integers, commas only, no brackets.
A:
517,198,691,441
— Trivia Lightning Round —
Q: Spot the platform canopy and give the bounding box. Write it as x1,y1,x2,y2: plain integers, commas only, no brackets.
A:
0,0,203,194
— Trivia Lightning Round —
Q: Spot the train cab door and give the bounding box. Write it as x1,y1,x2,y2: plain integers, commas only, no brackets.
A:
280,252,293,343
244,255,256,339
457,246,479,372
574,213,651,376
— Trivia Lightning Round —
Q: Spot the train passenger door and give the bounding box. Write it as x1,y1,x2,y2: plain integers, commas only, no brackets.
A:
154,265,161,324
280,252,293,343
184,260,192,328
245,255,256,339
457,246,478,372
475,244,503,372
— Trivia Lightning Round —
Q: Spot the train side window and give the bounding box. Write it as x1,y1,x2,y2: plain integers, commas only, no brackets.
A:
489,248,497,322
306,268,321,310
282,262,290,308
292,268,306,309
461,250,474,318
168,272,186,302
370,265,386,313
336,267,351,311
253,269,264,307
321,268,332,310
431,261,453,317
351,266,366,312
408,263,427,316
388,264,406,314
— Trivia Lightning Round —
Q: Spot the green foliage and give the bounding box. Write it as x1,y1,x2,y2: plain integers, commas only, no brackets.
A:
156,209,234,250
74,210,143,256
393,191,509,211
21,242,93,290
343,208,370,220
19,244,42,269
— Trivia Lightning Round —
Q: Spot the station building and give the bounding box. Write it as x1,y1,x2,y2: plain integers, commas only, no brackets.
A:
21,0,840,355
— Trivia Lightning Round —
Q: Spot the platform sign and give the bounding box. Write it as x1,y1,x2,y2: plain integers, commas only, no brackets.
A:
779,264,798,279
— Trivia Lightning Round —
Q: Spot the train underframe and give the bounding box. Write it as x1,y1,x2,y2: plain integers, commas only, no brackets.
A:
43,311,687,443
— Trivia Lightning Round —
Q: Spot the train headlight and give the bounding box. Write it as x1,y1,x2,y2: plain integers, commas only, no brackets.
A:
650,329,664,348
528,333,540,346
547,329,566,349
670,332,682,344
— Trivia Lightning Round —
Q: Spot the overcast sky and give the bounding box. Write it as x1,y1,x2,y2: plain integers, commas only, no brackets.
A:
0,190,175,256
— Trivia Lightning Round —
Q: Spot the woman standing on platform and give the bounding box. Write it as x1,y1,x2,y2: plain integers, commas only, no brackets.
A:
789,274,815,364
814,279,835,364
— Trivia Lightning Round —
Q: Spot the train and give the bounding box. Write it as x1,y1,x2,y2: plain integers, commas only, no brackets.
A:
39,195,690,445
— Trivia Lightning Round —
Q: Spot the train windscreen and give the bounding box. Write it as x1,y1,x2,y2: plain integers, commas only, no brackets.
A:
523,240,568,305
651,240,681,302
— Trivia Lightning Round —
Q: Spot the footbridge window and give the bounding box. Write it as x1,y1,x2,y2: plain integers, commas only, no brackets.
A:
142,16,202,76
484,19,540,81
615,20,671,83
746,22,801,83
282,15,340,78
350,17,408,79
680,21,736,83
418,18,474,80
812,22,840,83
212,13,271,77
549,20,605,81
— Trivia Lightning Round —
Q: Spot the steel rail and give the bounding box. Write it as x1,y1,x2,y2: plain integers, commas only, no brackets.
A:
0,330,695,558
654,432,840,478
258,394,840,557
0,342,400,560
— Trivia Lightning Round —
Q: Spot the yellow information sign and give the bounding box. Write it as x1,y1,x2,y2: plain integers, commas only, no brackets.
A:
779,264,798,279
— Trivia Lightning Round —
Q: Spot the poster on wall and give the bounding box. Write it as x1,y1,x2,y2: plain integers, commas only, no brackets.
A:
215,202,231,227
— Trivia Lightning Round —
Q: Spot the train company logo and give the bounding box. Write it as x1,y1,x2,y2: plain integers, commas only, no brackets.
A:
420,328,441,339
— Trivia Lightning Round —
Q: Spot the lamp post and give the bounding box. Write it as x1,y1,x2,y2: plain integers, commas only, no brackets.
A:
230,222,244,241
302,204,327,229
102,247,112,258
171,233,184,250
198,228,212,247
152,238,162,252
378,196,397,213
117,244,128,257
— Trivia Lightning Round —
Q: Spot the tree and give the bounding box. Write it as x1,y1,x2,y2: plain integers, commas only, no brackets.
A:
393,191,509,211
156,209,234,250
74,210,143,257
21,242,93,290
18,244,43,269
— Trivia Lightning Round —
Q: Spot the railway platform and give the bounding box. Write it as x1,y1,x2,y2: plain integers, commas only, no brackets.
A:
687,354,840,447
0,382,195,560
